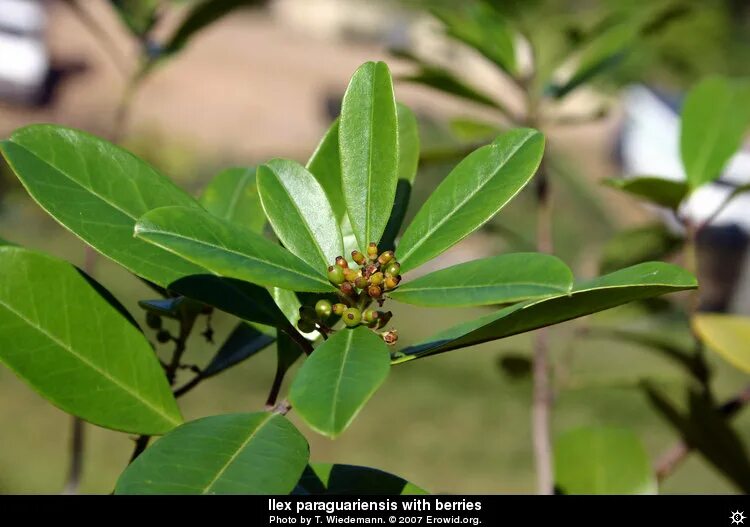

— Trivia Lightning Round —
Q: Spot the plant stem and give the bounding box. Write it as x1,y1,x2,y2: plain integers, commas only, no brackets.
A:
655,383,750,481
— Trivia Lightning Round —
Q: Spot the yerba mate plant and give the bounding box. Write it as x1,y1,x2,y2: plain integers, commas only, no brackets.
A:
0,61,696,494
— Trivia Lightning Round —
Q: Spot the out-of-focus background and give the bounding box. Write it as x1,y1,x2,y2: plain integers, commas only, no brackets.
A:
1,0,749,494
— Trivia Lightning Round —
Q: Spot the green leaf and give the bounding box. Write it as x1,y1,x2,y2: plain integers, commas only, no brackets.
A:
340,61,399,251
135,206,334,292
307,119,346,223
381,103,421,252
0,125,206,287
396,129,544,273
0,246,181,434
164,0,265,54
199,167,265,234
390,253,573,307
258,159,343,270
289,327,390,438
401,66,505,112
554,427,656,495
599,223,683,275
643,385,750,493
115,412,309,494
109,0,159,36
295,464,428,495
430,4,516,75
169,275,292,328
693,314,750,374
202,323,276,378
680,77,750,189
604,177,689,210
397,262,697,363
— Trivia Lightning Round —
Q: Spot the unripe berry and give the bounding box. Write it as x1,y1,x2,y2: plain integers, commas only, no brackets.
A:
146,312,162,330
340,282,354,296
156,329,171,343
378,251,394,266
384,262,400,277
332,303,347,315
335,256,349,269
352,250,366,266
297,318,316,333
363,309,379,323
343,268,359,283
355,276,369,289
384,276,399,290
370,272,384,285
368,285,382,298
367,242,378,259
315,299,333,319
327,265,345,285
342,307,362,327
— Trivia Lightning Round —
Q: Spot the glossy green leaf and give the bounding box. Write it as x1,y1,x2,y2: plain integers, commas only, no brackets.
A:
680,77,750,189
135,206,334,292
202,323,276,378
258,159,343,270
396,129,544,273
339,61,399,251
430,4,516,75
115,412,309,494
295,464,428,495
381,103,420,252
290,327,390,438
169,275,292,328
599,223,683,275
307,119,346,222
397,262,697,363
272,288,318,340
199,167,265,234
643,385,750,493
164,0,266,54
555,427,656,495
401,65,505,113
693,314,750,374
0,125,206,287
0,246,181,434
390,253,572,307
604,177,689,210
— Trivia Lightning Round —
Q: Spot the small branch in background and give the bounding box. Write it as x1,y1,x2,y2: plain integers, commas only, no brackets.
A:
129,435,150,464
61,417,85,494
655,383,750,481
265,365,286,409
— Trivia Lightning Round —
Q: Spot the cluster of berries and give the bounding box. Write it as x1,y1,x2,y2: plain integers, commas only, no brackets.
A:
296,243,402,345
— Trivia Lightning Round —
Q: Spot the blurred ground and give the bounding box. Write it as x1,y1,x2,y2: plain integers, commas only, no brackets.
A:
0,3,747,495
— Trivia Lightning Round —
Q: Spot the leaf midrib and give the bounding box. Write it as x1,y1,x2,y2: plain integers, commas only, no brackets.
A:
224,168,254,222
0,297,178,427
329,329,354,433
398,135,533,266
201,413,275,494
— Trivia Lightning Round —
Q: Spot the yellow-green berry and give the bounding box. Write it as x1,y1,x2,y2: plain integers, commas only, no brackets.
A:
384,276,399,290
384,262,400,277
352,250,366,266
343,307,362,327
332,303,347,315
378,251,394,265
355,276,369,289
327,265,345,285
343,268,359,283
370,271,384,285
363,309,379,323
315,299,333,319
367,242,378,258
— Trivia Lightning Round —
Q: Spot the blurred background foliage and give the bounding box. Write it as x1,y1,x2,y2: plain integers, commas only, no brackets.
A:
0,0,749,494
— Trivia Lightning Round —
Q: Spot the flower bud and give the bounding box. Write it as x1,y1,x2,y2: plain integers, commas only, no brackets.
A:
377,251,394,266
315,299,333,319
368,285,382,298
369,272,384,285
352,250,366,266
384,262,400,277
327,265,345,285
342,307,362,327
332,303,347,315
335,256,349,269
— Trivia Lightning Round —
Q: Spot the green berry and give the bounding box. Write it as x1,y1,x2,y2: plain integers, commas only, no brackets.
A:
363,309,379,323
384,262,400,277
146,312,162,330
378,251,394,265
370,271,384,285
156,329,171,343
327,265,345,285
297,318,316,333
343,307,362,327
332,303,347,315
367,242,378,258
352,250,366,266
315,299,333,319
335,256,349,269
